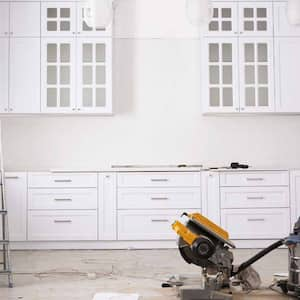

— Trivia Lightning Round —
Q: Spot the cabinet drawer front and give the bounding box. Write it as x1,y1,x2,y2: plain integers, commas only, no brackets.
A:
221,208,290,239
28,210,97,241
221,187,289,209
220,171,289,187
118,210,191,240
28,173,98,188
118,188,201,210
117,172,201,188
28,188,97,210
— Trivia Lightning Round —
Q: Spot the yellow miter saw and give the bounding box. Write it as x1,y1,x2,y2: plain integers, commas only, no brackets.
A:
163,212,287,300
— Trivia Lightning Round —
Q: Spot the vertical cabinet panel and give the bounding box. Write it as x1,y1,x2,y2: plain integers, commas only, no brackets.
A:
77,38,112,113
41,38,76,112
205,2,238,36
274,2,300,36
98,173,117,241
202,38,239,113
239,38,274,112
0,2,9,37
291,171,300,228
10,38,41,113
77,1,112,37
41,2,76,36
10,2,41,37
0,38,9,113
238,2,273,36
275,38,300,113
5,173,27,242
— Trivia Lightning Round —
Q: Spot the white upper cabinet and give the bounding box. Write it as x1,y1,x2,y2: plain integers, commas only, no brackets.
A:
41,2,76,36
238,2,273,36
0,2,9,37
77,1,112,37
274,2,300,36
10,2,41,37
202,38,239,113
239,38,274,112
275,38,300,113
41,38,76,112
206,2,238,36
10,38,40,113
0,38,9,113
76,38,112,113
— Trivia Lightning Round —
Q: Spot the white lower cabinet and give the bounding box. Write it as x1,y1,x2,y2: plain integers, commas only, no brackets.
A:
118,210,186,241
5,173,27,242
221,208,290,239
28,210,97,241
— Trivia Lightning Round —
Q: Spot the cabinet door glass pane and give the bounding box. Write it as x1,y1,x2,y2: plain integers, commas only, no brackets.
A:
210,88,220,107
47,44,57,62
83,44,93,62
60,66,70,84
83,66,93,84
83,88,93,107
96,66,106,84
60,88,70,107
96,88,106,107
47,8,57,18
47,66,57,84
257,44,267,62
60,44,70,62
209,66,219,84
223,88,233,106
209,44,219,62
223,66,232,84
222,44,232,62
96,44,106,62
47,88,57,107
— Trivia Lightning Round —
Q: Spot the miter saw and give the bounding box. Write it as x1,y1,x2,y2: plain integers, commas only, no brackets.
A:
163,212,289,300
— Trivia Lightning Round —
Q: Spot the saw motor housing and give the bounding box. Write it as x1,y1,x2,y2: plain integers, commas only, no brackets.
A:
173,213,235,286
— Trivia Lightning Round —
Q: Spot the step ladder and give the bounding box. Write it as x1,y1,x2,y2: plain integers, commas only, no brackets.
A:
0,123,13,288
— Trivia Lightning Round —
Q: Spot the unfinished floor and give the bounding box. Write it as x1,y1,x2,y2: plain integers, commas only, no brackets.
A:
0,249,295,300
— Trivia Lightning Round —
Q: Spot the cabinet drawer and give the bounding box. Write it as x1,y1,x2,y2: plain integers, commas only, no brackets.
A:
221,208,290,239
28,188,98,210
221,187,289,209
118,210,187,240
220,171,289,187
28,172,98,188
118,188,201,209
117,172,201,188
28,210,97,241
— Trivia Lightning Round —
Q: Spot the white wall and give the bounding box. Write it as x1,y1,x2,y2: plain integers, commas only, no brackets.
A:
2,0,300,171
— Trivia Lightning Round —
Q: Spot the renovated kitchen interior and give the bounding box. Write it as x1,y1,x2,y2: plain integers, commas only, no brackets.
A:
1,0,300,299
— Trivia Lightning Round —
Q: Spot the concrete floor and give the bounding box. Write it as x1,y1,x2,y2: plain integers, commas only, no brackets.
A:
0,249,295,300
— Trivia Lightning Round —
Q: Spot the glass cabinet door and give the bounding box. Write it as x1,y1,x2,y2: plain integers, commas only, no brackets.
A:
0,2,9,37
239,2,273,36
239,38,274,112
41,38,76,112
41,2,76,36
205,2,238,36
202,38,239,113
76,38,112,113
77,2,112,37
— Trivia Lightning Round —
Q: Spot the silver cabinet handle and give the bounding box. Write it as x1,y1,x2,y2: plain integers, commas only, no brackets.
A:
54,179,72,183
247,196,265,200
246,178,264,181
54,220,72,223
151,197,169,201
5,176,19,180
54,198,72,202
247,218,265,222
151,219,169,223
151,179,169,182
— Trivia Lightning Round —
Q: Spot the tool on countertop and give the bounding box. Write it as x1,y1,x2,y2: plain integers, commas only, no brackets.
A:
163,212,299,300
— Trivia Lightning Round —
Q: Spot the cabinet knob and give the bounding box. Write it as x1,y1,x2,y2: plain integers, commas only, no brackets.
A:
77,108,81,111
4,32,8,35
4,108,8,112
241,107,245,111
105,175,110,179
235,108,239,111
9,108,13,112
72,108,76,111
10,32,13,35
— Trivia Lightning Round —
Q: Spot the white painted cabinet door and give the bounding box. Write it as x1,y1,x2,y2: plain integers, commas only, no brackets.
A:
238,2,273,36
41,2,77,36
10,38,41,113
290,171,300,227
239,38,274,113
76,38,112,114
275,38,300,113
202,38,239,113
41,38,76,112
10,2,41,37
77,1,112,37
274,2,300,36
5,173,27,242
205,2,238,36
0,2,9,37
0,38,9,113
98,173,117,241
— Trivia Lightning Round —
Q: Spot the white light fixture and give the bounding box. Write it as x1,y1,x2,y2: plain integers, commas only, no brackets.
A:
85,0,114,29
186,0,213,26
287,0,300,25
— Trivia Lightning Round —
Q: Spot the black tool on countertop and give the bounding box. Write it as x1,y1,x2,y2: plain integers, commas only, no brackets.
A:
230,162,249,169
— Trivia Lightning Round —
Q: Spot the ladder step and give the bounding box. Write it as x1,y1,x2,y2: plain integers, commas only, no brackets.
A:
0,241,9,245
0,210,7,215
0,271,12,275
